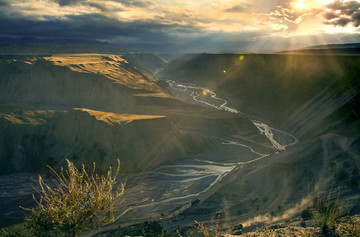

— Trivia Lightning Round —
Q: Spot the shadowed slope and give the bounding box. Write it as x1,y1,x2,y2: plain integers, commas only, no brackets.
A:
159,53,360,138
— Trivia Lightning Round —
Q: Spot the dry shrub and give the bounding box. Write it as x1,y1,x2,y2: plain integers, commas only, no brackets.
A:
311,190,340,235
23,159,124,237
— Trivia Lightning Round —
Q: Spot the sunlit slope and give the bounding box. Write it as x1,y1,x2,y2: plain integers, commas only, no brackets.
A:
160,54,360,137
0,54,171,113
0,107,216,174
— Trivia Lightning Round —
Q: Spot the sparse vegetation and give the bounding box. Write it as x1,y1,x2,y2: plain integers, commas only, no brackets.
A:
180,191,359,237
338,213,360,236
94,221,167,237
311,190,340,235
194,217,221,237
22,159,124,237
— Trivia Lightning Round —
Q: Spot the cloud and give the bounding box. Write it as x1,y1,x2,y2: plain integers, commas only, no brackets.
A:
0,0,360,53
0,10,199,42
272,6,322,23
258,5,323,33
115,0,154,8
270,6,303,24
51,0,154,9
324,0,360,27
0,0,8,6
53,0,81,6
224,3,253,13
49,0,153,13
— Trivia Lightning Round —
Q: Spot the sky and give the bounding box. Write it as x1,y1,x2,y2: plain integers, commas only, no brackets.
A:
1,0,360,53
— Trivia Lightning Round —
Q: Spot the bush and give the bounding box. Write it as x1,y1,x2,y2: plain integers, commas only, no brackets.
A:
23,159,124,237
311,190,340,235
194,217,221,237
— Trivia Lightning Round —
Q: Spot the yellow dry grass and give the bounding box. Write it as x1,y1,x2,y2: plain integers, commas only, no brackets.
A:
132,92,173,98
45,54,165,93
74,108,166,125
0,111,49,125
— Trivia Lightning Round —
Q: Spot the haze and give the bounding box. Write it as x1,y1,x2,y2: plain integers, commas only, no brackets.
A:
1,0,360,236
1,0,360,53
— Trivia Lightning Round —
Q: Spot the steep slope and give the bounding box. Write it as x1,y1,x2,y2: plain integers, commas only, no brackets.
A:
0,53,274,228
0,54,173,113
0,54,268,175
157,53,360,231
123,52,167,74
159,54,360,138
0,107,216,175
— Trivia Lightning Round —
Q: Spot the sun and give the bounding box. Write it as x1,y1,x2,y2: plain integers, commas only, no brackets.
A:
292,0,309,9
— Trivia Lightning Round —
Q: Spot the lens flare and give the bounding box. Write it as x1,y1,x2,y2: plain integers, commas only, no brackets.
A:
202,90,208,95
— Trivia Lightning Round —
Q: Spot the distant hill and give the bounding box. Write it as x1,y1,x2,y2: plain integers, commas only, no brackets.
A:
279,43,360,55
0,38,167,73
159,53,360,138
0,53,265,175
0,37,128,54
158,52,360,230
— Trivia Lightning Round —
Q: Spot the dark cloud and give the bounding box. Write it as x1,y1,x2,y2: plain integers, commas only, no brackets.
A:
0,11,199,48
114,0,153,8
324,0,360,27
352,11,360,27
224,4,253,13
323,11,338,20
0,5,267,53
51,0,153,8
326,16,352,27
1,0,360,54
53,0,83,6
327,0,360,15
